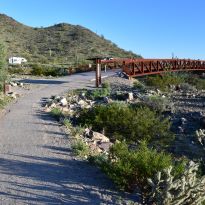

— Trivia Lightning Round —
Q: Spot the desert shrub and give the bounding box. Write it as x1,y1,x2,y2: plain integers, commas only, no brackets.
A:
89,85,111,100
133,80,146,91
31,64,65,76
188,77,205,90
180,82,197,92
78,102,174,147
70,125,85,137
50,107,63,120
146,95,172,112
8,66,25,74
146,73,185,91
0,42,7,92
71,139,89,157
31,64,44,75
0,96,11,109
88,153,108,167
63,118,72,129
100,141,185,199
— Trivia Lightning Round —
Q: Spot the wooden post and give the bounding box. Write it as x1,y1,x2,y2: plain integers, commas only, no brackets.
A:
3,82,10,94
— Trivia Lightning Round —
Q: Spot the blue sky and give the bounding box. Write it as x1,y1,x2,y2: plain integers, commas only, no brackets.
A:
0,0,205,59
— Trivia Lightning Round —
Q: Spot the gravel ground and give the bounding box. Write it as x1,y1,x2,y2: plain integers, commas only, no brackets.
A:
0,71,138,205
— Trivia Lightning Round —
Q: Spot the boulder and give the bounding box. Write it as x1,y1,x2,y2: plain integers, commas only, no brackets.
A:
7,92,17,99
98,142,113,152
60,98,68,106
88,143,103,153
10,82,17,87
128,92,134,101
91,131,110,143
50,102,57,108
84,128,110,143
104,97,113,104
181,117,187,125
77,99,88,108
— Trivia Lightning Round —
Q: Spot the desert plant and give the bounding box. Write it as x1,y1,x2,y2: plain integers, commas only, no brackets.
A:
148,161,205,205
188,77,205,90
133,80,146,91
78,102,174,147
90,87,111,100
99,141,185,203
195,129,205,147
0,42,7,92
146,95,173,113
71,139,89,157
0,95,11,109
146,73,185,91
50,107,63,120
63,118,72,129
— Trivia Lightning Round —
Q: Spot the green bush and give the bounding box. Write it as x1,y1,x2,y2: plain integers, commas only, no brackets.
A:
188,77,205,90
50,107,63,120
146,95,172,112
133,80,146,91
100,141,185,196
0,42,7,92
31,63,65,76
0,96,11,109
78,102,174,147
90,88,110,100
146,73,185,91
71,139,89,157
63,118,72,129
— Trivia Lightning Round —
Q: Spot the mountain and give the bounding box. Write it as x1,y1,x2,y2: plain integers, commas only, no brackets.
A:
0,14,141,65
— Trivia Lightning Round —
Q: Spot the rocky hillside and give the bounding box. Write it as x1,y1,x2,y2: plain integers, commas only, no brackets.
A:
0,14,141,64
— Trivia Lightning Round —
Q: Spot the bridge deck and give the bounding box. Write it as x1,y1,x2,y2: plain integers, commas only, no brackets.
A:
101,58,205,77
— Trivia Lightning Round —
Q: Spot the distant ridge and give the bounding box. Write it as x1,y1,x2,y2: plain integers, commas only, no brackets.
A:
0,13,141,64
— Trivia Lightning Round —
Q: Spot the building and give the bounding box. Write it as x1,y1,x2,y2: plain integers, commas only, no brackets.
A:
9,57,27,65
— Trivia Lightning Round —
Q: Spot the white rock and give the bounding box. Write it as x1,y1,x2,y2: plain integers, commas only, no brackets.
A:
91,131,110,143
128,92,134,101
10,82,17,87
50,103,56,108
78,100,86,106
60,98,68,106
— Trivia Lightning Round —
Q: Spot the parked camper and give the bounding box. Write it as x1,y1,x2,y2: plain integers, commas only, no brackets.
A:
9,57,27,65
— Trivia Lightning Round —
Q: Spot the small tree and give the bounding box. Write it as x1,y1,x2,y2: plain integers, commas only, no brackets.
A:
0,42,7,92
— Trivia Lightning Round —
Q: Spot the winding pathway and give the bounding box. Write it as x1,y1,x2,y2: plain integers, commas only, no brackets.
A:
0,71,132,205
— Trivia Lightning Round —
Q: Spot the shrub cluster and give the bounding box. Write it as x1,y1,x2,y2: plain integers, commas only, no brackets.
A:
145,72,185,91
0,42,7,92
78,102,174,147
93,141,185,202
145,72,205,91
89,82,111,100
31,64,65,76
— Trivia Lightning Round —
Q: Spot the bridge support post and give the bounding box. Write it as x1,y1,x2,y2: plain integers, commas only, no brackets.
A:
96,59,102,87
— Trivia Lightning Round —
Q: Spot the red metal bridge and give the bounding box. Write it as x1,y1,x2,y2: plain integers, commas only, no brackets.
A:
101,58,205,77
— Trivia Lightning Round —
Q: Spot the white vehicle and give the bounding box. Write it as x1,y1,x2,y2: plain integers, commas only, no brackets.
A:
9,57,27,65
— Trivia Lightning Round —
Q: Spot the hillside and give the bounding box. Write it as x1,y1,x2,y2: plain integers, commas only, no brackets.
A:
0,14,141,65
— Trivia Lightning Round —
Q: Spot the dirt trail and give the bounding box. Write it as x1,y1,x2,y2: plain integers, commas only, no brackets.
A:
0,71,132,205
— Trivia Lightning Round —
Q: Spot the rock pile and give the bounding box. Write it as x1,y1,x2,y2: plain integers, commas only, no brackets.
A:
45,94,95,116
83,128,113,154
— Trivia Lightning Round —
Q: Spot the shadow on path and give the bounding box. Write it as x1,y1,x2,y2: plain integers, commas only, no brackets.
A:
0,149,123,205
19,79,69,85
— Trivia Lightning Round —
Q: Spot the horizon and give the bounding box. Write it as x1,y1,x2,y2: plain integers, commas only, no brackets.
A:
0,0,205,59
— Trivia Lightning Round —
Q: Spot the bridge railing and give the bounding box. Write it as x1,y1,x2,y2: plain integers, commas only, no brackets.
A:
101,58,205,77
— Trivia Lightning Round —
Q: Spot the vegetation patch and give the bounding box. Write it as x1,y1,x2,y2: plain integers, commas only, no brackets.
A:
145,72,185,91
78,102,174,147
0,95,11,109
71,139,89,158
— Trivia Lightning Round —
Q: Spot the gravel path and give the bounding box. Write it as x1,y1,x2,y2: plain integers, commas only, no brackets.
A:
0,71,133,205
